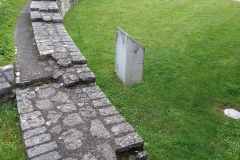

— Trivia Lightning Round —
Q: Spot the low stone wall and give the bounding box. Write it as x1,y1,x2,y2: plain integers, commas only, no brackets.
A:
56,0,78,17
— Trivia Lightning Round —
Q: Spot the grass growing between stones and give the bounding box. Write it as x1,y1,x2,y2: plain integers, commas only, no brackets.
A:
64,0,240,159
0,0,28,65
0,103,27,159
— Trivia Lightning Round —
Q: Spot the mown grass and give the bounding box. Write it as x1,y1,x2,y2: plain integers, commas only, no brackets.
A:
0,102,27,160
0,0,28,65
0,0,28,159
64,0,240,159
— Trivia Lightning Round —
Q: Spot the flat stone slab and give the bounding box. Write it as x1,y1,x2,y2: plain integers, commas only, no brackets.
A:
224,108,240,119
16,83,145,159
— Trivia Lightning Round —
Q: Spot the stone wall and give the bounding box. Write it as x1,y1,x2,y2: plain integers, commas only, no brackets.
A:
56,0,78,17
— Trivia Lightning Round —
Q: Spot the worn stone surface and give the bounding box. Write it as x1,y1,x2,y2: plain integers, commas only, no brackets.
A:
115,132,144,152
0,82,12,95
16,83,146,159
31,151,61,160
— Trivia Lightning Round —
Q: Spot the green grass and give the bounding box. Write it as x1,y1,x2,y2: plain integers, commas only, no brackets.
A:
0,0,28,159
0,103,27,160
0,0,28,65
64,0,240,159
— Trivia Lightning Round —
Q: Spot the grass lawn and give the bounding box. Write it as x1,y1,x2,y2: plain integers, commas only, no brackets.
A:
0,0,28,65
64,0,240,159
0,0,28,159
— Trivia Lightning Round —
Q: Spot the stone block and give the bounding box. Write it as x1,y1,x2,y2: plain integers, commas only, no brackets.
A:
116,27,145,86
57,58,72,67
25,133,51,147
99,106,119,116
57,104,77,112
20,111,45,130
97,143,117,160
36,99,54,110
92,98,111,108
23,127,47,139
0,82,12,95
27,142,58,158
90,119,111,138
78,72,96,83
111,123,134,135
115,133,144,152
104,114,125,124
31,151,61,160
63,113,84,126
62,73,79,87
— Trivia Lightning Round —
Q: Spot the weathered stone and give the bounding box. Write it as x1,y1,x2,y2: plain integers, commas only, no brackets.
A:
32,151,61,160
2,64,14,71
0,82,12,95
104,115,125,124
57,104,77,112
17,99,34,114
115,133,144,152
4,70,14,82
111,123,134,135
47,111,62,124
23,127,47,140
52,52,68,61
0,77,5,83
42,15,52,22
36,99,54,110
20,111,45,130
62,73,79,87
99,106,119,116
39,3,48,12
53,70,65,79
57,58,72,67
78,72,96,83
82,86,101,93
45,66,53,72
60,129,84,150
81,153,97,160
66,67,76,73
79,106,96,118
75,65,91,73
25,133,51,147
88,92,106,100
50,125,62,134
51,91,69,103
36,87,56,99
92,98,111,108
28,91,36,99
27,142,58,158
90,119,111,138
97,143,117,160
63,113,84,126
39,49,54,59
69,52,86,64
